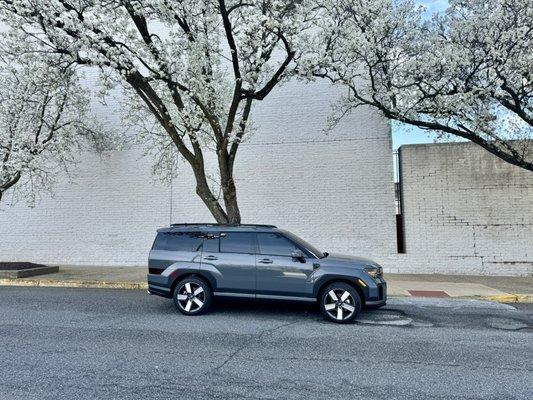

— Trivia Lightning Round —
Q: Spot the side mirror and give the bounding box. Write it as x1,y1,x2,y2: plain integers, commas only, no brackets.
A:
291,249,306,262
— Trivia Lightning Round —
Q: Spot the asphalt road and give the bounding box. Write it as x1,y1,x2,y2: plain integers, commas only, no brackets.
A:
0,287,531,400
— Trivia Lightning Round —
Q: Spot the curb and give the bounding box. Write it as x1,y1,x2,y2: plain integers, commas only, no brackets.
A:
483,293,533,304
0,279,148,290
392,294,533,303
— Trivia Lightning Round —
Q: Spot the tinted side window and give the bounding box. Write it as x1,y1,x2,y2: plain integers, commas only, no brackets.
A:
203,235,220,253
257,233,298,257
152,233,167,250
220,232,255,254
154,232,203,252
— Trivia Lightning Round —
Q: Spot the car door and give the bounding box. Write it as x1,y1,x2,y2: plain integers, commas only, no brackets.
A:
255,232,314,297
200,231,256,294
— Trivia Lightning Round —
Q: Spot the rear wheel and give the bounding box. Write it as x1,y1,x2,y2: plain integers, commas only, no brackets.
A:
173,276,212,316
319,282,361,323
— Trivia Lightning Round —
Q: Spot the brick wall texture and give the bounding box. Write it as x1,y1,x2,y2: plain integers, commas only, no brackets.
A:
0,81,398,267
397,142,533,276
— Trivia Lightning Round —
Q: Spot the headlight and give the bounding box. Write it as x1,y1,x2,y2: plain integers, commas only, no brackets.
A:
364,265,383,278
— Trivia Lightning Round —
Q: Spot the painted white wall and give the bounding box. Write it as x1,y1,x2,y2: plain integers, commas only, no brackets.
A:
395,142,533,276
0,80,397,266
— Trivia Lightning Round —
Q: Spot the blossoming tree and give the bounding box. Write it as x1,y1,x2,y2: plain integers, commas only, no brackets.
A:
0,0,316,222
0,55,101,204
299,0,532,171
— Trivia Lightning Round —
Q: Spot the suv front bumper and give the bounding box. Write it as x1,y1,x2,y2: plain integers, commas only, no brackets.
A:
365,280,387,308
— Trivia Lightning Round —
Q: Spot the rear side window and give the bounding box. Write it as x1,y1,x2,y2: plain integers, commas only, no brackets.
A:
152,232,203,252
257,233,298,256
220,232,255,254
202,234,220,253
152,233,167,251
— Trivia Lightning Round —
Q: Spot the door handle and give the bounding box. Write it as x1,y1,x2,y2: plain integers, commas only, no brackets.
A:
258,258,273,264
203,255,218,261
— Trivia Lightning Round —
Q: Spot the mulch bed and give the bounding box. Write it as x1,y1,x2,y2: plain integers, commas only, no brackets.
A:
0,262,48,271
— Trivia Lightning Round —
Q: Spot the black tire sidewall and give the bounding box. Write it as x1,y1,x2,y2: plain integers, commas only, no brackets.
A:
319,282,361,323
173,276,212,316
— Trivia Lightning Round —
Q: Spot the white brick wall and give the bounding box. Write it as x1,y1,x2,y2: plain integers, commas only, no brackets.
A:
3,78,530,277
0,80,397,266
395,142,533,276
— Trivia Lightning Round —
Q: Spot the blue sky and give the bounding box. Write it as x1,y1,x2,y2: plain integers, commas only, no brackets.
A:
420,0,449,15
392,0,449,149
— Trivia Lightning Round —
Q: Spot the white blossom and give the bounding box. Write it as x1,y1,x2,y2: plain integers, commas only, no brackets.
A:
300,0,533,171
0,0,318,222
0,52,106,205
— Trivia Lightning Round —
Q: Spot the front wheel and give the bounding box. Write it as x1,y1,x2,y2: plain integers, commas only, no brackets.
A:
173,276,212,316
319,282,361,323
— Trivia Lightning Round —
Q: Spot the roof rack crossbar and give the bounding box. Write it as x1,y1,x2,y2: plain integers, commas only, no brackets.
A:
170,223,277,228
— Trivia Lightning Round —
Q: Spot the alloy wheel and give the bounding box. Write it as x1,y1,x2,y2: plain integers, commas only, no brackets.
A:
176,282,205,313
324,289,356,321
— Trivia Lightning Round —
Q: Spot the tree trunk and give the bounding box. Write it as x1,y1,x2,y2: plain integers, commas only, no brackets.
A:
185,157,241,224
191,166,230,223
222,177,241,223
218,148,242,224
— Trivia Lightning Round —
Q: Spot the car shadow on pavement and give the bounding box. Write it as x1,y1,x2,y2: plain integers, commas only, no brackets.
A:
151,295,398,324
210,298,395,324
212,297,320,318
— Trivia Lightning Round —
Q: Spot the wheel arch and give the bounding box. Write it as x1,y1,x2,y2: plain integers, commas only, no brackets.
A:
170,271,216,295
315,277,367,307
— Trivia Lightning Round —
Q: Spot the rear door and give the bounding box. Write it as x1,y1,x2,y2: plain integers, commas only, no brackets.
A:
255,232,314,297
200,231,256,294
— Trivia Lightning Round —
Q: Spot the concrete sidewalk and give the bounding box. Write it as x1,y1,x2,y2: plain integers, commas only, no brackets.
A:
0,266,532,302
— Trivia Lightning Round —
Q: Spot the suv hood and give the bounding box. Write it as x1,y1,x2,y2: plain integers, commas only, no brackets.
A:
325,253,377,266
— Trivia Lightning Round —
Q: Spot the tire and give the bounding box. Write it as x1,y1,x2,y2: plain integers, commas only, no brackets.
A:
319,282,361,323
173,276,212,316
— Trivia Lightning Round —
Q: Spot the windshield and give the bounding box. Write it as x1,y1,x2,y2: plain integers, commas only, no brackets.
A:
281,230,325,259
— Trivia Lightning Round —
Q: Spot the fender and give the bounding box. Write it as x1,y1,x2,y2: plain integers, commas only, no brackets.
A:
148,261,221,298
164,262,217,292
312,272,371,300
147,262,199,297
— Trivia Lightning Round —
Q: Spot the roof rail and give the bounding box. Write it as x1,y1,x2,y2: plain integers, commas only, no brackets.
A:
170,223,277,228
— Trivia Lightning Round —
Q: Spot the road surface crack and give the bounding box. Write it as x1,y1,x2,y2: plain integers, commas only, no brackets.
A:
212,320,300,373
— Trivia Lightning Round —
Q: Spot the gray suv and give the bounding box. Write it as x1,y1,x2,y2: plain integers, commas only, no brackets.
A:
147,223,387,323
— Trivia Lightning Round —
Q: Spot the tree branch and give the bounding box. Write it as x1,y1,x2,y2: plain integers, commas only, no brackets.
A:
243,31,295,100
